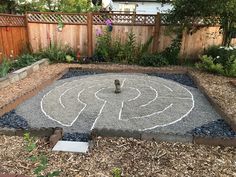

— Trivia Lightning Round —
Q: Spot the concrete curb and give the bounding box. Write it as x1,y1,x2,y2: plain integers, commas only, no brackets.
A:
0,59,49,90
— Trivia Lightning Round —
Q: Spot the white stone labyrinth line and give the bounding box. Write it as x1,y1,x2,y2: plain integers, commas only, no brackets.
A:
41,74,195,131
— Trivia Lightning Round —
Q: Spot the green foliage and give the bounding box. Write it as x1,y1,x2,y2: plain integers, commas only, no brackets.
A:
204,45,236,66
167,0,236,46
199,45,236,77
0,58,11,78
0,0,97,14
139,53,169,67
38,43,76,63
112,167,122,177
24,133,60,177
95,28,112,62
94,29,153,64
23,133,37,152
11,54,39,70
65,55,74,63
196,55,224,75
161,35,182,65
225,55,236,77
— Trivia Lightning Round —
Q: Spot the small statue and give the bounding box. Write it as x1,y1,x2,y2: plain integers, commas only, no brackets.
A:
114,79,121,93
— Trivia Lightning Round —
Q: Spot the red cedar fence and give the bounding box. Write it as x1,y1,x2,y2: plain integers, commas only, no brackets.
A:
0,12,233,63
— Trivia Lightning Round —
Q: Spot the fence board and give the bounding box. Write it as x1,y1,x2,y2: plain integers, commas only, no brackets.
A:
2,12,236,63
28,23,88,55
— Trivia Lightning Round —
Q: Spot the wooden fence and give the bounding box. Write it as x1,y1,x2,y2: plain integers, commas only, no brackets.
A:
1,12,234,63
0,14,28,62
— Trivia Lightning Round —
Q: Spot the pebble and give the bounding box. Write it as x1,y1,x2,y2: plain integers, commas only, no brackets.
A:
62,132,90,142
0,110,29,129
191,119,236,138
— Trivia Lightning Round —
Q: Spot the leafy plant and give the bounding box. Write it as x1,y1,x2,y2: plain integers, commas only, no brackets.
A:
161,34,182,65
38,43,76,63
94,28,153,64
0,58,11,77
11,54,39,70
139,53,169,67
112,167,122,177
167,0,236,46
225,55,236,77
24,132,37,152
23,133,60,177
196,55,224,75
94,27,112,62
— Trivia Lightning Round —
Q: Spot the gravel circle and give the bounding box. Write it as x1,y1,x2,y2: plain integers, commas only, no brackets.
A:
0,69,235,139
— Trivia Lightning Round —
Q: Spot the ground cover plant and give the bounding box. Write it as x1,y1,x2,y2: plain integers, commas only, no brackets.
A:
24,133,60,177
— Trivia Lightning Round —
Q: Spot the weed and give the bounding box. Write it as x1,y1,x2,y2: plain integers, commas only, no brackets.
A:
0,58,11,77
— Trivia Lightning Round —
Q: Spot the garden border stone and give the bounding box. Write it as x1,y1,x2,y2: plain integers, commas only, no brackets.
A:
0,59,49,90
0,64,235,147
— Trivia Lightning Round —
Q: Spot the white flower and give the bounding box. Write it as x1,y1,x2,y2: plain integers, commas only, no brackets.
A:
229,46,233,50
216,56,220,59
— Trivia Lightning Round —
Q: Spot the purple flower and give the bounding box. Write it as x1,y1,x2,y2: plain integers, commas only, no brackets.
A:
96,28,102,36
105,19,112,26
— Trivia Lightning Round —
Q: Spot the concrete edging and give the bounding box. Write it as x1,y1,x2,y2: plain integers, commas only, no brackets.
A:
0,59,49,90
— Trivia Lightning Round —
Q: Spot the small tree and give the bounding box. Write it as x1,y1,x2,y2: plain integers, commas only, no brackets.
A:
167,0,236,46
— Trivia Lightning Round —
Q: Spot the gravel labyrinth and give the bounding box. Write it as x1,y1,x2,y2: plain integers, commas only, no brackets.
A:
42,74,194,131
11,72,225,142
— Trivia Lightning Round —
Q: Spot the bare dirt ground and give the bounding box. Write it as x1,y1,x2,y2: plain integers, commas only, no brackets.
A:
0,64,235,177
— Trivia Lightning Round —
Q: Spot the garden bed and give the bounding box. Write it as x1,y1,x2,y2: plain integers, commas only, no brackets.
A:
0,59,49,89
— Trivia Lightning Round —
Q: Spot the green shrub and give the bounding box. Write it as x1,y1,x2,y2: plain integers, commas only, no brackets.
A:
139,53,169,67
0,58,11,77
196,55,224,75
203,45,236,66
198,45,236,77
225,55,236,77
38,43,76,63
94,28,153,64
94,28,112,62
161,36,182,65
11,54,38,70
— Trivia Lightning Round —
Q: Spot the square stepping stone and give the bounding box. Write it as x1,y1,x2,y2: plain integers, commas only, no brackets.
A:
52,141,89,153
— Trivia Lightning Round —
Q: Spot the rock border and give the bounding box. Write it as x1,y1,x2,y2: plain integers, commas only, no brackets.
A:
0,59,49,90
0,65,235,147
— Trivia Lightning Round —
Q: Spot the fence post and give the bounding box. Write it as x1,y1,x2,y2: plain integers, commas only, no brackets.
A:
152,13,161,52
24,12,31,52
87,12,93,58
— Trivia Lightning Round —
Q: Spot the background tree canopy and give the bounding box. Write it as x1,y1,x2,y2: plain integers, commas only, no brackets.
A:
167,0,236,46
0,0,99,14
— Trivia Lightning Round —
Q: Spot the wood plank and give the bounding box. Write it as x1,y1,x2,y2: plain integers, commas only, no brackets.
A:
0,28,4,62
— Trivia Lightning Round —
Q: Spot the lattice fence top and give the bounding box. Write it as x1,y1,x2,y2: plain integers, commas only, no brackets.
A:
27,12,87,25
0,14,25,27
93,13,156,26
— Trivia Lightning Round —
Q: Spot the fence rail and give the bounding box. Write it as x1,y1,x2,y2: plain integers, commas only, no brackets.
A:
0,14,25,26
